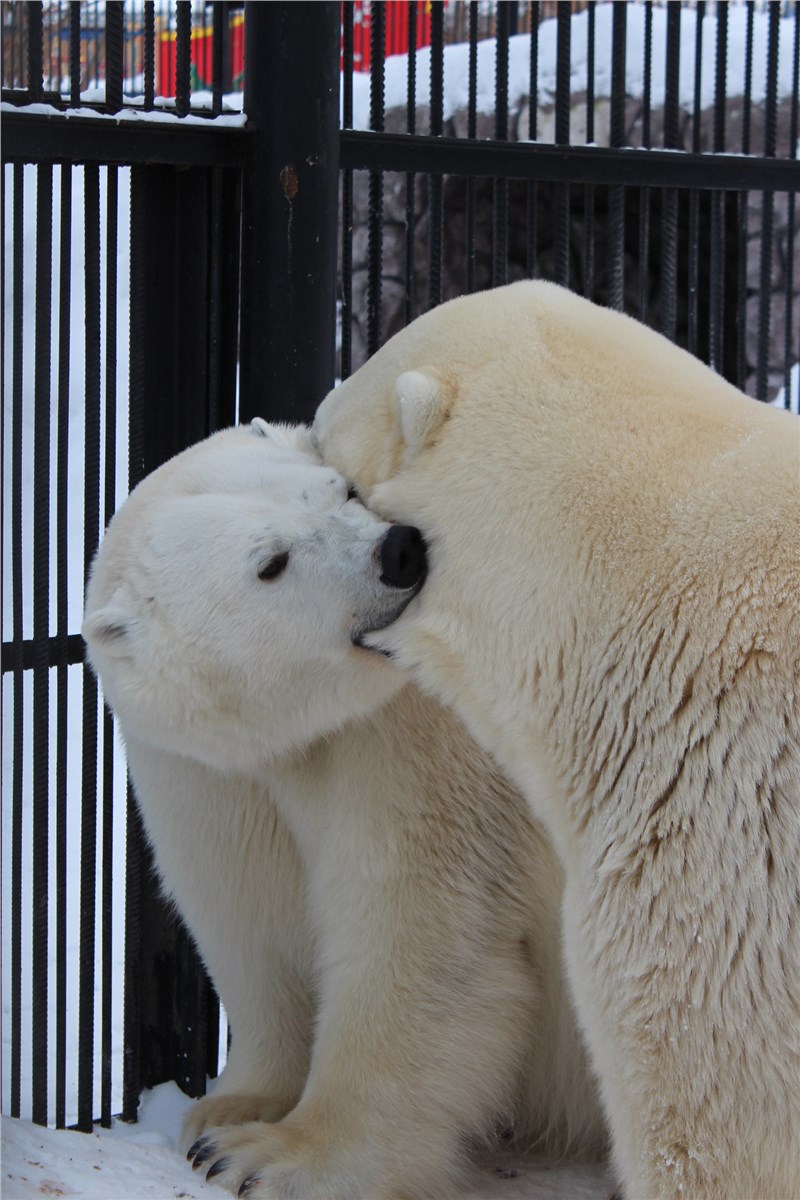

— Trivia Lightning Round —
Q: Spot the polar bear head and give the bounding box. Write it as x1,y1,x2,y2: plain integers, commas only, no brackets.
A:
83,421,426,774
313,280,794,756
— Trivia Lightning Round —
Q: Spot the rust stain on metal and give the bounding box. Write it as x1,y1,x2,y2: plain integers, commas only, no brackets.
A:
280,164,299,200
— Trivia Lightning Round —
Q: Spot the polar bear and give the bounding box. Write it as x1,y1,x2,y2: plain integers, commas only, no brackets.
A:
82,420,605,1200
313,280,800,1200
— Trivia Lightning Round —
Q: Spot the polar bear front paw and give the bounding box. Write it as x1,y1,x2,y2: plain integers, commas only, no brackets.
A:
182,1095,292,1156
186,1118,384,1200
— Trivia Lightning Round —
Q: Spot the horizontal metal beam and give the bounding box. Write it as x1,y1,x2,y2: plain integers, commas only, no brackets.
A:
7,113,796,191
340,130,800,192
1,110,247,168
2,634,85,674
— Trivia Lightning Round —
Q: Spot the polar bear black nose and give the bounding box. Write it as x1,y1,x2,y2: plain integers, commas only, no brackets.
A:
379,525,427,590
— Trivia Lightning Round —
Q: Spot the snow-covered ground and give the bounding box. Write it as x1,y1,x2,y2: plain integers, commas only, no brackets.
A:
2,1081,613,1200
2,1084,218,1200
348,3,800,131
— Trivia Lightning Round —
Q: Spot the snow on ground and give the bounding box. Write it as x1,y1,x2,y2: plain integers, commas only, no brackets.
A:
2,1080,613,1200
2,1084,218,1200
348,4,800,130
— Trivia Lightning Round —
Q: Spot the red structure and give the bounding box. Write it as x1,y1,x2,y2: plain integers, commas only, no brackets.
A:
347,1,436,72
156,2,437,98
157,10,245,97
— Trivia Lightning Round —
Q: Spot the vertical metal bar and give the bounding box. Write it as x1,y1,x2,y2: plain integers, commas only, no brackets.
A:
122,164,146,1124
57,0,64,93
78,161,102,1133
176,0,191,116
736,1,755,392
55,162,72,1131
608,1,626,312
239,1,340,422
661,1,681,342
367,0,385,356
492,2,510,287
525,0,539,281
709,2,728,373
637,0,653,322
99,165,119,1129
756,3,780,402
143,1,155,111
217,166,241,429
467,0,479,291
167,1,175,98
10,162,25,1123
687,0,704,355
105,0,123,113
582,0,595,298
212,1,228,117
404,0,417,325
554,2,570,146
28,0,43,100
341,2,354,381
11,0,18,87
123,1,130,96
31,161,54,1128
428,1,444,309
553,4,570,287
782,5,799,410
208,167,223,431
92,0,99,94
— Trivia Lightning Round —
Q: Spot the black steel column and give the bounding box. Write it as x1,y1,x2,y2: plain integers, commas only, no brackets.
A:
238,1,340,424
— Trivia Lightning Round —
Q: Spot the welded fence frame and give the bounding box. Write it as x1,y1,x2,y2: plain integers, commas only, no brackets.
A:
338,0,799,401
2,0,341,1130
2,0,799,1132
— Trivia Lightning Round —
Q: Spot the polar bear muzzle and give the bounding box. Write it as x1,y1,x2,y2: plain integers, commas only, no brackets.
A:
378,525,427,591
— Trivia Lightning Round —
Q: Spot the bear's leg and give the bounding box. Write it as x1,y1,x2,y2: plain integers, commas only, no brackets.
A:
187,743,538,1197
123,742,315,1152
177,790,316,1151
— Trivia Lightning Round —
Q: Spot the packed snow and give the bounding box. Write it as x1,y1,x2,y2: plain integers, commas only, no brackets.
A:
2,1081,613,1200
347,4,800,130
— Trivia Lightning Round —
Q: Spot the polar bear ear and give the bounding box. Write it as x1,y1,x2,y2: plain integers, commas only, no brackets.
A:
82,592,134,660
395,370,449,454
250,418,317,457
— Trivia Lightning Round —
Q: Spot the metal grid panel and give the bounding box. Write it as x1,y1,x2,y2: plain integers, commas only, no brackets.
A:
1,1,242,113
338,1,800,410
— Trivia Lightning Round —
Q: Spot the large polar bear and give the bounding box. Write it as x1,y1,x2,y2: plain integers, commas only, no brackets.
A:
82,421,605,1200
314,280,800,1200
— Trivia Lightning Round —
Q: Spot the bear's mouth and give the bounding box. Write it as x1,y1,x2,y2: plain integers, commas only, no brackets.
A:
351,633,393,658
350,577,424,654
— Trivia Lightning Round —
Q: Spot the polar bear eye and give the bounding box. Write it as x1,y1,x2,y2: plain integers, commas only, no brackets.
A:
257,552,289,581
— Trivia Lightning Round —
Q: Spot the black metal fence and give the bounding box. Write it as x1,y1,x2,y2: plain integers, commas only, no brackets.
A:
2,0,798,1134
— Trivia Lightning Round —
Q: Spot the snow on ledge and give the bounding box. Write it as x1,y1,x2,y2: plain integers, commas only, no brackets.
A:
1,100,247,129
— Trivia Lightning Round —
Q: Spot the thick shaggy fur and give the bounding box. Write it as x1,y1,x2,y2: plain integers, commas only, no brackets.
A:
83,422,604,1200
314,280,800,1200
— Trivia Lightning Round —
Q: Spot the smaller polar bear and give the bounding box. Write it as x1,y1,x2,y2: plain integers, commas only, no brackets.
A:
314,280,800,1200
82,421,605,1200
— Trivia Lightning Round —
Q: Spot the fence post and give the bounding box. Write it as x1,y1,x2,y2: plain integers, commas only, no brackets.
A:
238,1,341,425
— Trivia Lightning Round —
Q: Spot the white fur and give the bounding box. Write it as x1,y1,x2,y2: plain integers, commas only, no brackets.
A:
314,280,800,1200
83,422,604,1200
